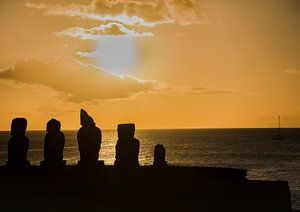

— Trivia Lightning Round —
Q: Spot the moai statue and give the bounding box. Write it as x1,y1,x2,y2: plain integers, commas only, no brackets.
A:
77,109,102,166
153,144,167,167
41,119,66,167
6,118,30,167
114,123,140,168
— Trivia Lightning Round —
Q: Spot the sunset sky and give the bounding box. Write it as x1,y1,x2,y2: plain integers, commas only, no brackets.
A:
0,0,300,130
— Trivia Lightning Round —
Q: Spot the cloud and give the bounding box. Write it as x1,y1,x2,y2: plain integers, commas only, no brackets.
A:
56,22,154,40
25,1,208,41
152,84,243,96
76,51,96,58
174,32,187,37
284,68,300,75
25,0,205,26
0,57,156,103
189,86,241,95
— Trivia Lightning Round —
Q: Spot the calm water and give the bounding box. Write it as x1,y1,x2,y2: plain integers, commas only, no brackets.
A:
0,128,299,209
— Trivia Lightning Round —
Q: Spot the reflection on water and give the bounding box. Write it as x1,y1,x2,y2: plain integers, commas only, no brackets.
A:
0,128,300,209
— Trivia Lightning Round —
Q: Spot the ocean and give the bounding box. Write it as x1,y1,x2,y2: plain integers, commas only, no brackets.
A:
0,128,299,209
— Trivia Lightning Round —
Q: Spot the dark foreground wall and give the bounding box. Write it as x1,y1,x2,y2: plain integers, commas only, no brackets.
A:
0,166,291,211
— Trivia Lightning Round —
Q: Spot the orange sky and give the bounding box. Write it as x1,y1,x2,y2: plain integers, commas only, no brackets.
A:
0,0,300,130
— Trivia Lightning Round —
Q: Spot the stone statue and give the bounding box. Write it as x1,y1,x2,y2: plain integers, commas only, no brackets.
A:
77,109,102,166
153,144,167,167
42,119,65,166
7,118,30,167
115,123,140,168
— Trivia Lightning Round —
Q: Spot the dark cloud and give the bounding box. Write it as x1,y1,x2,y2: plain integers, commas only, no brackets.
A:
153,84,243,96
190,86,241,95
25,0,203,26
81,0,200,24
0,57,156,103
284,69,300,75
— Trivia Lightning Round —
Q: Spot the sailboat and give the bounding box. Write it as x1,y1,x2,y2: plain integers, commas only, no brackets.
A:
273,116,284,140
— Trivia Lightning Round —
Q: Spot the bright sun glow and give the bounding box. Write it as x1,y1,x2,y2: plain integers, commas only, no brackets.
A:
96,37,138,75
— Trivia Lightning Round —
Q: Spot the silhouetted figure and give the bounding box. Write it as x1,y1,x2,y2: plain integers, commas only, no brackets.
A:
6,118,30,167
77,109,102,166
153,144,167,167
114,123,140,168
41,119,65,167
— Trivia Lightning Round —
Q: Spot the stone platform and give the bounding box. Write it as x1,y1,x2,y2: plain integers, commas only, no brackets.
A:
0,166,291,211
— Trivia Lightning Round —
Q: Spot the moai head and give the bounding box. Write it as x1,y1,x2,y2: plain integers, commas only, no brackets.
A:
80,109,95,127
117,123,135,140
11,118,27,136
154,144,166,166
46,119,61,133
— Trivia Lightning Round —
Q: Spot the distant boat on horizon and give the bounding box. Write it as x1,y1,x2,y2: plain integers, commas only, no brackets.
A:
273,116,284,140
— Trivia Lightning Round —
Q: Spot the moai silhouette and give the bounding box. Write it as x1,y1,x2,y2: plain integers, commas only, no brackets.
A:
77,109,102,166
114,123,140,168
42,119,65,167
6,118,30,167
153,144,167,167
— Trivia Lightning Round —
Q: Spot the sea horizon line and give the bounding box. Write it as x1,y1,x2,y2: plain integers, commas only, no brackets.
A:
0,127,300,132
